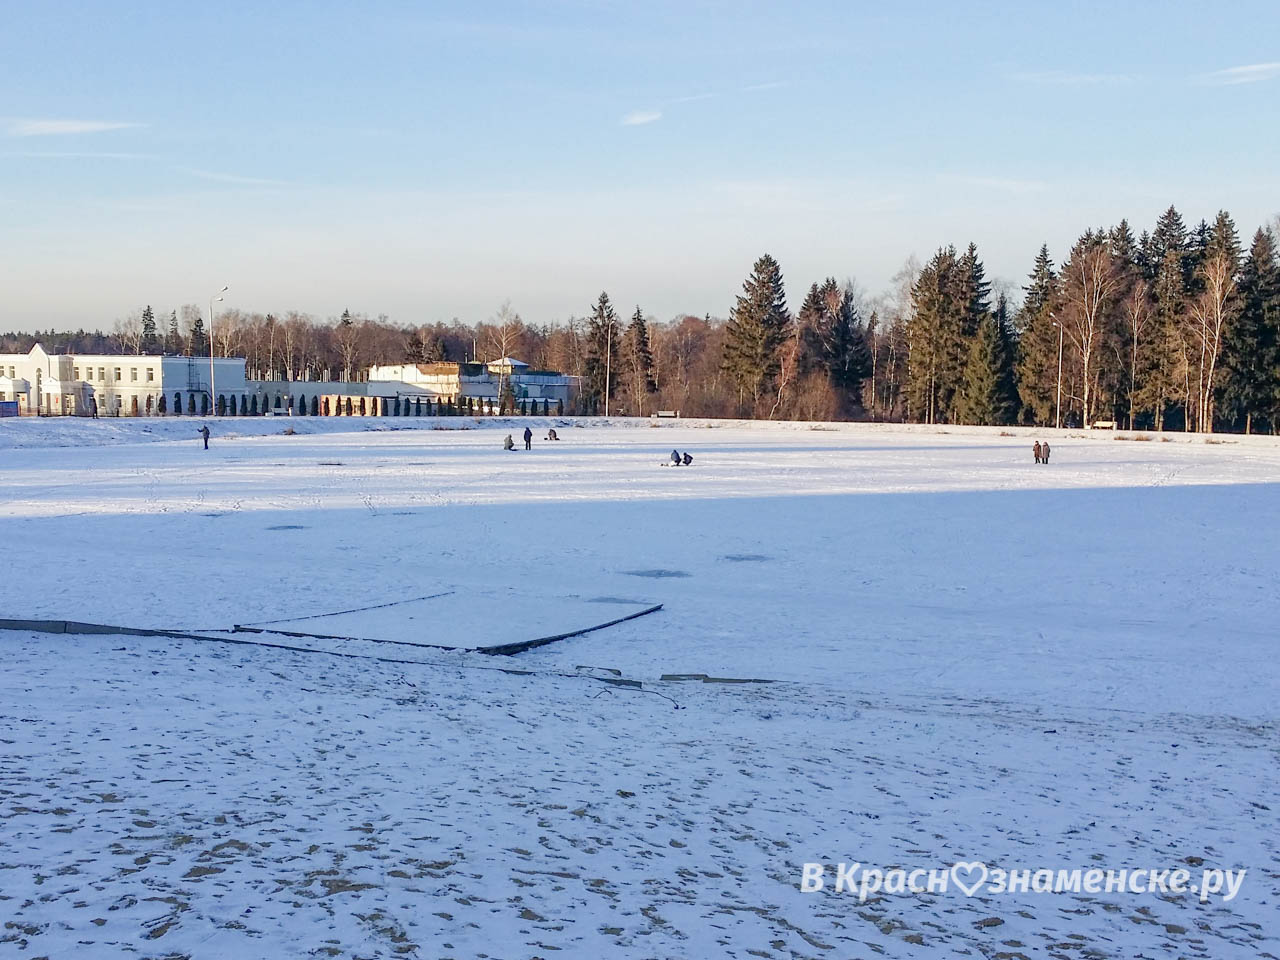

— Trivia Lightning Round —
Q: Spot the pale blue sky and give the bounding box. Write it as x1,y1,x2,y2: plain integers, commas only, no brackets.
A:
2,0,1277,331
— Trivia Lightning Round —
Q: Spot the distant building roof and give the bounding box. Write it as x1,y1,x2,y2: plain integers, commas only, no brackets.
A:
486,357,528,368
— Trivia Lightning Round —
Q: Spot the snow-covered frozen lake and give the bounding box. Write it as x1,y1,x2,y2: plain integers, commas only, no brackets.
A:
1,417,1276,958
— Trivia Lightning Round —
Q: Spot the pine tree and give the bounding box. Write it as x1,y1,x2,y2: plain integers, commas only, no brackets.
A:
583,292,621,414
140,306,158,353
1218,228,1280,432
621,306,656,415
722,254,791,410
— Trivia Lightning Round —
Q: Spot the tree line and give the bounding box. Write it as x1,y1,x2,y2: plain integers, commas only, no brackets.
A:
4,204,1277,430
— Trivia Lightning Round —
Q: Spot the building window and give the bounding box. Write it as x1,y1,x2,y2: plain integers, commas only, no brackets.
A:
146,368,154,382
114,367,121,381
98,367,105,381
131,368,138,382
74,367,80,379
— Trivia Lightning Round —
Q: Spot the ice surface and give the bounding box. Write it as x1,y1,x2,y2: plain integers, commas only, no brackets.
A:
1,417,1276,957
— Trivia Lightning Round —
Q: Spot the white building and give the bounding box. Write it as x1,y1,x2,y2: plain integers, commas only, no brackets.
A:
366,358,578,406
0,344,249,416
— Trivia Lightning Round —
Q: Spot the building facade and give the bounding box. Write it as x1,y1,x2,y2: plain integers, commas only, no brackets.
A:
0,344,249,416
366,358,578,406
0,345,577,416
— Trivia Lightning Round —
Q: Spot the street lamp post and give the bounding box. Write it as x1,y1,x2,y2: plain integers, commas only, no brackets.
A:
1051,312,1064,430
209,286,227,414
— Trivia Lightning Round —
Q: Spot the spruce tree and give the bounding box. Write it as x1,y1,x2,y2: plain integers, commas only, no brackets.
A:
796,282,826,373
140,306,158,353
166,310,181,354
906,247,965,423
583,292,621,414
622,306,656,414
721,253,791,410
188,314,207,357
1015,244,1060,424
957,297,1018,425
820,280,871,407
1140,208,1191,430
1219,228,1280,432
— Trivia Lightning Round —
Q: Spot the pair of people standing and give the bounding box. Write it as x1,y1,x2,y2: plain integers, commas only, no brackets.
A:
505,427,534,451
1033,440,1051,464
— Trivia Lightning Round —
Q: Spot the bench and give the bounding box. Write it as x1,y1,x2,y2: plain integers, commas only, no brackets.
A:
653,410,679,419
1090,420,1117,430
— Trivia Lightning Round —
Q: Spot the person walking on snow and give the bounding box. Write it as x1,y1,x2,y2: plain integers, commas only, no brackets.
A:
199,424,210,450
1033,441,1042,464
524,426,533,450
1041,441,1051,464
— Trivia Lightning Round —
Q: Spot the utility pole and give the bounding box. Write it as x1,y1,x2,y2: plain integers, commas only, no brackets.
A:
1052,313,1064,430
209,285,227,414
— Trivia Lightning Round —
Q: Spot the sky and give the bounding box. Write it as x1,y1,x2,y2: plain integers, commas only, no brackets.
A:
2,0,1278,332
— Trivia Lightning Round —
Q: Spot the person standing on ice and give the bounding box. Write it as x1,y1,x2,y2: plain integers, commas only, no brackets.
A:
89,397,99,419
1042,441,1051,464
1033,440,1042,464
199,424,210,450
524,426,533,450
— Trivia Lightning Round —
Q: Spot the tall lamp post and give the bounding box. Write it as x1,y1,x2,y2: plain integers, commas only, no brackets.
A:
1051,312,1064,430
209,286,227,414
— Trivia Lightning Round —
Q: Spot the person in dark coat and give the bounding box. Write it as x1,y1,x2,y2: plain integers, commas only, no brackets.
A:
670,449,681,465
1041,441,1051,464
503,434,515,450
546,428,559,441
1033,441,1042,464
523,426,533,450
89,397,99,419
682,452,693,466
199,425,210,450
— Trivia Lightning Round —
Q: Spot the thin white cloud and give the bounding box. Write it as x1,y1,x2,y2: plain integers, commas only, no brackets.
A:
742,81,787,92
621,110,662,126
1012,70,1134,86
6,119,144,137
669,92,715,104
1197,62,1280,85
180,168,289,186
1,151,153,160
951,175,1048,195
